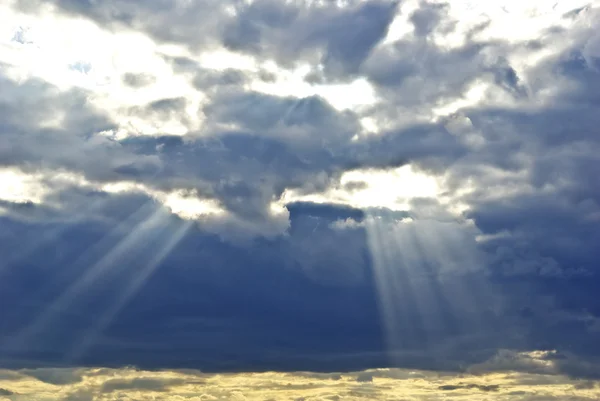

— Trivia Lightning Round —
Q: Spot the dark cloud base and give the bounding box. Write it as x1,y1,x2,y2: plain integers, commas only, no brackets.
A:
0,195,599,379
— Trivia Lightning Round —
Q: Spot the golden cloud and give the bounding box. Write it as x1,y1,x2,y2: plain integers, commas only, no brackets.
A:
1,357,599,401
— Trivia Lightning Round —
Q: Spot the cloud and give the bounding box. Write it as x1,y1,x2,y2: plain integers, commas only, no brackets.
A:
100,377,185,393
122,72,156,88
438,383,500,392
20,368,83,385
0,388,14,396
223,0,399,75
17,0,230,49
1,0,600,384
0,366,596,400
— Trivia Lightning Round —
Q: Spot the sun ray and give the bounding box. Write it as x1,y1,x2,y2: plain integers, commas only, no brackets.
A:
365,208,496,365
66,220,193,361
5,203,169,352
365,214,424,358
0,195,110,274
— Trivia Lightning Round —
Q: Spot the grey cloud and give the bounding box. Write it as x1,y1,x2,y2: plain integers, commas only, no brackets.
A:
0,388,14,396
438,383,500,392
127,97,189,122
201,92,359,145
491,59,528,97
100,377,184,393
146,97,187,114
409,2,450,37
464,350,600,380
223,1,398,76
0,76,161,185
122,72,156,88
162,55,250,90
24,0,396,68
362,38,492,106
355,372,373,382
358,3,536,112
21,368,83,385
1,41,469,235
574,380,597,389
62,390,94,401
0,370,23,381
0,76,112,136
343,180,368,192
193,68,248,90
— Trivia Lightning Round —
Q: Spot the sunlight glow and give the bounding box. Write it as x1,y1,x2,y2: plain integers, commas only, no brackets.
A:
199,49,258,71
364,214,489,361
163,191,225,219
0,168,47,204
251,64,377,111
282,164,440,211
102,181,226,219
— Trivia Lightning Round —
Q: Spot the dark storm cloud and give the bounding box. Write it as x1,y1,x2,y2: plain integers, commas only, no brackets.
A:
0,192,382,372
0,189,596,377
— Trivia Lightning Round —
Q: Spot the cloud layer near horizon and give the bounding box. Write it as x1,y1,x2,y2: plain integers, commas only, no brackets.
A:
1,0,600,385
1,356,600,401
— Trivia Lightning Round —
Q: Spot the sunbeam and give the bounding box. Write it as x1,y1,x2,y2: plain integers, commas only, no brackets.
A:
4,203,169,352
66,220,193,361
365,214,423,355
364,210,495,365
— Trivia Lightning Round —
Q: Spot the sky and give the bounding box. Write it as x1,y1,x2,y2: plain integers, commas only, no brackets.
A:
0,0,600,399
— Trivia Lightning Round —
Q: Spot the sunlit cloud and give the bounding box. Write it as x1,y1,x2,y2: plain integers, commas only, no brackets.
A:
0,362,599,400
0,168,50,205
282,164,440,211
